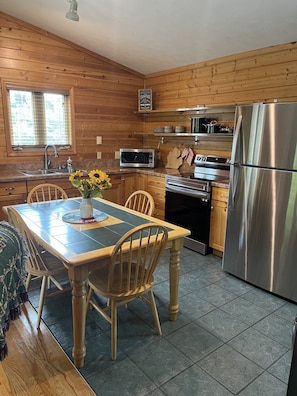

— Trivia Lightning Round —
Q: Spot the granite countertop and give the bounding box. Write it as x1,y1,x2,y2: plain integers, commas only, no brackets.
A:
0,166,229,188
0,166,182,183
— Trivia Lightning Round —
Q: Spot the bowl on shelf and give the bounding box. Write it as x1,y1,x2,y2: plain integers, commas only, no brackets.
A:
164,125,174,133
175,126,185,133
154,127,164,133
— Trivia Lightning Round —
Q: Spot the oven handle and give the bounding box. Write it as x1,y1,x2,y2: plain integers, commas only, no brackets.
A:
166,184,210,201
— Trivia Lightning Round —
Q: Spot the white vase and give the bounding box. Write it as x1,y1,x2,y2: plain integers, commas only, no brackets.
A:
80,198,93,219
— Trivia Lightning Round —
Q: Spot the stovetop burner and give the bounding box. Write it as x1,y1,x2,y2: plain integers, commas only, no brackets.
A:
179,172,229,182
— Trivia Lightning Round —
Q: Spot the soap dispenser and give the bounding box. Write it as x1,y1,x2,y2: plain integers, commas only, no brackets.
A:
67,156,73,173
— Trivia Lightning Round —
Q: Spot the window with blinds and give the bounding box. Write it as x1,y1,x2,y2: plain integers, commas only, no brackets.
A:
3,82,74,154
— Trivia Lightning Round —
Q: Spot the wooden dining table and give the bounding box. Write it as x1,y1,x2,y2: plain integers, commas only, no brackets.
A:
4,197,190,368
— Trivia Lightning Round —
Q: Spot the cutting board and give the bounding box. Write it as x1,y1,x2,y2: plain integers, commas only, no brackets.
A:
166,147,183,169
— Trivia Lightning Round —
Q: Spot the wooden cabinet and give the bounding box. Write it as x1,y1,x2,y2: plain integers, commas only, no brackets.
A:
135,173,147,191
0,181,27,221
121,173,135,204
146,175,165,219
27,177,79,198
103,174,121,204
209,186,229,254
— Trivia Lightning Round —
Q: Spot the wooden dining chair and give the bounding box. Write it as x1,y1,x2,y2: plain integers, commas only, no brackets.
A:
7,207,71,328
27,183,68,203
86,223,168,360
124,190,155,216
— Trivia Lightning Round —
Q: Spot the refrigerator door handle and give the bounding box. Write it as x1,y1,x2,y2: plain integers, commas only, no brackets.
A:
229,165,234,208
230,115,242,165
229,164,240,209
229,115,242,208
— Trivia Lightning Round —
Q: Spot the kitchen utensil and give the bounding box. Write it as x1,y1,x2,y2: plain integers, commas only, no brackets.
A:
205,121,221,133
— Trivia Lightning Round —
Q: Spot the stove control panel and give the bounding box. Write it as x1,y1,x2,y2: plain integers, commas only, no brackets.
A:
194,154,230,168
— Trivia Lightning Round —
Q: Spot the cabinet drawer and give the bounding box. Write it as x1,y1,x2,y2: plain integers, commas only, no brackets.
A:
0,181,27,196
147,175,165,190
211,200,227,209
27,178,70,190
212,187,229,202
149,188,165,201
152,209,164,220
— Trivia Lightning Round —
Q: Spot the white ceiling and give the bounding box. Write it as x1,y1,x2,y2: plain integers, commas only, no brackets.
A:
1,0,296,75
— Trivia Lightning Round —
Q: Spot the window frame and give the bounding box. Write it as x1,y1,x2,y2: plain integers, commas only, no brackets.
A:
2,80,76,157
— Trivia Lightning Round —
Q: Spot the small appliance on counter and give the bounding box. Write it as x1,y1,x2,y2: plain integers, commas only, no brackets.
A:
120,148,156,168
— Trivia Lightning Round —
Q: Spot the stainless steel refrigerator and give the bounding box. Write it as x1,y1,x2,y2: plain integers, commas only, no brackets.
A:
222,102,297,302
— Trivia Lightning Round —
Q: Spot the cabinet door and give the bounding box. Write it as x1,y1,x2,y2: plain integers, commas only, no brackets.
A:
121,173,135,204
136,173,147,191
146,175,165,219
209,187,228,253
27,177,79,198
0,194,27,222
103,174,121,204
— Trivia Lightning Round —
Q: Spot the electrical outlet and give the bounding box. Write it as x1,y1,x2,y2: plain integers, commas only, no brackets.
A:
115,151,120,160
96,136,102,144
96,152,102,160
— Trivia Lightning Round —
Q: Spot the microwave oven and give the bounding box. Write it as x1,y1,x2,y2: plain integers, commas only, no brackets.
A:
120,148,156,168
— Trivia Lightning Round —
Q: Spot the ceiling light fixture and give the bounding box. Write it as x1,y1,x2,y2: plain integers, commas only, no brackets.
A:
66,0,79,22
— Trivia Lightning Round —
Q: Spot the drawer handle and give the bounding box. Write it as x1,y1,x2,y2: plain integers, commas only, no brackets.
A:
220,194,228,198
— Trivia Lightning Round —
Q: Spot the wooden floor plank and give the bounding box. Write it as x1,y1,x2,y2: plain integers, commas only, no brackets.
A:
0,302,95,396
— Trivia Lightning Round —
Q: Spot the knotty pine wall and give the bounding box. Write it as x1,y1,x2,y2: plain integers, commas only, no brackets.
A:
1,11,297,169
0,12,144,169
142,41,297,164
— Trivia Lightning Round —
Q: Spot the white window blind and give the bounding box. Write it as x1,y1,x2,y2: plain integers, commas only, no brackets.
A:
7,88,72,149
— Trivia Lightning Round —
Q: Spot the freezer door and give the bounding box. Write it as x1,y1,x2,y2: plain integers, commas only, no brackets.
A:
223,166,297,302
234,103,297,171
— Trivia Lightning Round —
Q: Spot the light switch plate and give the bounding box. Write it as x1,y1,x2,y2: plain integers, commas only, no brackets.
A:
96,136,102,144
96,152,102,160
115,151,120,159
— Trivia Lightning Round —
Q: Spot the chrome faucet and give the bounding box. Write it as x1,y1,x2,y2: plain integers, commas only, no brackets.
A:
44,144,58,169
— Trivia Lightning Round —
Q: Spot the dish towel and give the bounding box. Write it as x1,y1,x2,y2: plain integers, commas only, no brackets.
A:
181,147,194,166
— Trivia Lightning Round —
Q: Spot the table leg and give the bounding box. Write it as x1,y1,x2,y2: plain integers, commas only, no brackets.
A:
68,266,88,368
168,238,183,321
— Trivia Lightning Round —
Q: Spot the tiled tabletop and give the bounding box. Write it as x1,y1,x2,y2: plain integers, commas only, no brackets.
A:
9,197,183,265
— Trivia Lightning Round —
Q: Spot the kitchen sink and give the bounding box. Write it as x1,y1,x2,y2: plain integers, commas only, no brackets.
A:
20,168,69,176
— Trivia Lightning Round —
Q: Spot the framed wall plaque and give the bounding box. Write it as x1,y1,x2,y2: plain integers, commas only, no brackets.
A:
138,89,152,111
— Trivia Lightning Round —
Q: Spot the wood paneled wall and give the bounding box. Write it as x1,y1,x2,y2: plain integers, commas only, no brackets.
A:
0,13,144,168
1,11,297,168
145,42,297,108
142,41,297,161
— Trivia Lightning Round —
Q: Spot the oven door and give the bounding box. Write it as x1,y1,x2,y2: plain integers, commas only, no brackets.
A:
165,189,211,255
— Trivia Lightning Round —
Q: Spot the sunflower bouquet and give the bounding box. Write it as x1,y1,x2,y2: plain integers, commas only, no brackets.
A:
69,169,112,198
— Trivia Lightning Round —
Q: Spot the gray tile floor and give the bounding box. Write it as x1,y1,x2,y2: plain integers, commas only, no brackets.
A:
29,248,296,395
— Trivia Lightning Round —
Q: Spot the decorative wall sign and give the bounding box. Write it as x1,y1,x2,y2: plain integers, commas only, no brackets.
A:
138,89,152,111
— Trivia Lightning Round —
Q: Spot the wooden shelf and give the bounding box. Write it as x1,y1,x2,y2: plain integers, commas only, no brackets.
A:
133,132,233,144
135,105,235,116
153,132,233,138
134,132,232,138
